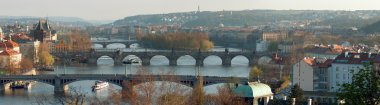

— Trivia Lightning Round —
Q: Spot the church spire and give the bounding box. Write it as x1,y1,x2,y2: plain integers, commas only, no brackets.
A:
45,17,50,30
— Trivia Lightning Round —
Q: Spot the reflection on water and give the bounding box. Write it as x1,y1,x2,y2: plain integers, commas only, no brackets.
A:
0,46,250,104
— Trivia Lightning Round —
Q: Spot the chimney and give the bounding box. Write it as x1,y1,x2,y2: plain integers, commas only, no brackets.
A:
345,51,349,57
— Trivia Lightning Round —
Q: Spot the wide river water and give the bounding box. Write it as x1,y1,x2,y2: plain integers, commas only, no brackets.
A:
0,45,251,105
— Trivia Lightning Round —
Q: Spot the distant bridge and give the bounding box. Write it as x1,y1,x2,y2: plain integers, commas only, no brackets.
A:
52,49,270,66
91,39,139,48
0,74,248,94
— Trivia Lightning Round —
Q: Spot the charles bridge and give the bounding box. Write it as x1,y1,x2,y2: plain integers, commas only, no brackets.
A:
0,74,248,94
52,49,270,66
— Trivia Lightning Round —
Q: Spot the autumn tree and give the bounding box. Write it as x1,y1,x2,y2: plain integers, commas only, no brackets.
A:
249,66,262,81
20,57,33,70
276,76,291,93
205,86,247,105
190,75,205,105
140,32,214,51
338,64,380,105
66,30,92,52
38,43,54,66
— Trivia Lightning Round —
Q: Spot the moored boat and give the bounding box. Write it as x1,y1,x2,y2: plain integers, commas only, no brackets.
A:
92,81,109,91
10,81,32,89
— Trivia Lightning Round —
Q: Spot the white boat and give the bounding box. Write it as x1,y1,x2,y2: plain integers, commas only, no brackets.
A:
92,81,109,90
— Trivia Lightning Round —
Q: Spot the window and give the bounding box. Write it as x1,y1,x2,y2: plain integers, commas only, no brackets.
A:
343,74,346,79
336,67,339,72
336,74,340,79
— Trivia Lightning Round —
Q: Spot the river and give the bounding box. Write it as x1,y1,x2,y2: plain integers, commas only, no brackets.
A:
0,45,251,105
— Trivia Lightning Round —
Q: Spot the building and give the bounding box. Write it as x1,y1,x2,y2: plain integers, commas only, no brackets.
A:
329,52,377,92
32,19,57,42
0,27,3,39
262,31,288,41
304,45,345,59
19,40,40,63
256,40,268,52
0,49,22,68
54,39,69,53
292,57,333,91
233,82,273,105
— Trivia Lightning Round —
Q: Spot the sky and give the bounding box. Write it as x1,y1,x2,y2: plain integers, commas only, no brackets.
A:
0,0,379,20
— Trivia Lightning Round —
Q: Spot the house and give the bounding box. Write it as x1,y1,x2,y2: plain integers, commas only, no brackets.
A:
329,52,377,92
292,57,333,91
0,49,22,68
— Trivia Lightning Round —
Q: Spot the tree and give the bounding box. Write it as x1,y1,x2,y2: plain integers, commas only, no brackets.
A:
20,57,33,70
249,66,262,81
289,84,304,105
190,76,205,105
267,41,279,52
38,43,54,66
338,64,380,105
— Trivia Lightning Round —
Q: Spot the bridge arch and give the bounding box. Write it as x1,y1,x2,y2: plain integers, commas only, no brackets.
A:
122,55,142,65
0,79,56,88
97,55,115,65
133,81,194,89
203,55,222,66
150,55,170,65
231,55,250,66
92,43,103,49
62,79,124,88
177,55,196,65
106,43,127,49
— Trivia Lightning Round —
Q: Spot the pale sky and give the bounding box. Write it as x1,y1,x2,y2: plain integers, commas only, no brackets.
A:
0,0,379,20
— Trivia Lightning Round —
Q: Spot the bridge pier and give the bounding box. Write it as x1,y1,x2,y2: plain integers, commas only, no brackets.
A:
0,84,5,93
102,43,107,48
196,59,204,66
222,56,232,67
141,57,151,66
249,59,255,66
114,60,123,65
88,58,98,65
54,79,68,94
169,59,177,66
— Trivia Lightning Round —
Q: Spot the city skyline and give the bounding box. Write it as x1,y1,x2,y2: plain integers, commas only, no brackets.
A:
0,0,379,20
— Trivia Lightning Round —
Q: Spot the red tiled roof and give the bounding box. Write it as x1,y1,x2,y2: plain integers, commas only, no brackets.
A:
5,40,19,48
333,53,377,64
0,49,20,56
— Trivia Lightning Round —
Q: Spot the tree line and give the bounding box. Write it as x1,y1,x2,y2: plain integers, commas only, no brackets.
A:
139,32,214,51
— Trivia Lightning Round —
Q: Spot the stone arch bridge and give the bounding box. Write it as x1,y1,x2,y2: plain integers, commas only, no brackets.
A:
0,74,248,94
53,49,271,66
92,40,138,48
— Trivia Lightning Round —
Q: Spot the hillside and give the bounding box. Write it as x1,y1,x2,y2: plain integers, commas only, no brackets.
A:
362,20,380,34
113,10,380,28
0,16,93,26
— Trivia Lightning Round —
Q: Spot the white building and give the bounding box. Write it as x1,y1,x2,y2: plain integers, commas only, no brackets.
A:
329,52,376,92
0,49,22,68
19,40,40,63
256,40,268,52
233,82,273,105
292,57,333,91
